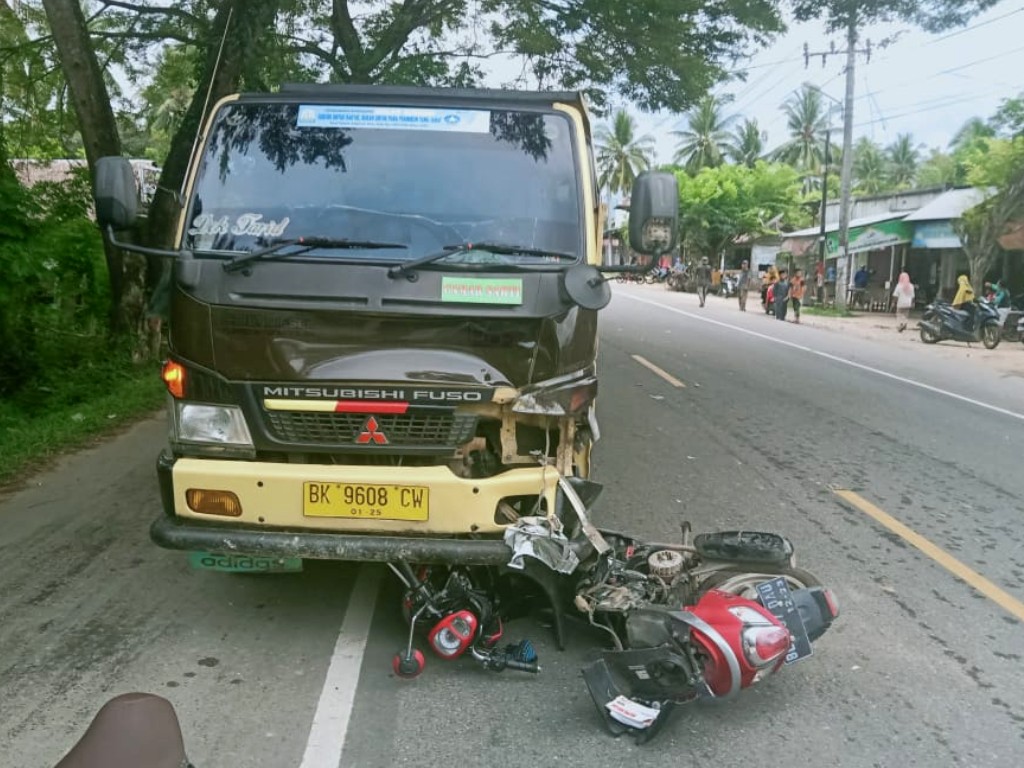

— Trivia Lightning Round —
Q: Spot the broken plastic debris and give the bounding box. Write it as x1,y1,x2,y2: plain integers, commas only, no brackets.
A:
605,695,660,729
649,395,665,401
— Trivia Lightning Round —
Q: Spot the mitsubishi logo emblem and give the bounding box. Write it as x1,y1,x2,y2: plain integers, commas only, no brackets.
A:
356,416,388,445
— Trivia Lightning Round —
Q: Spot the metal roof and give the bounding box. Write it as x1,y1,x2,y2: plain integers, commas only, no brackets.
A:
903,187,992,221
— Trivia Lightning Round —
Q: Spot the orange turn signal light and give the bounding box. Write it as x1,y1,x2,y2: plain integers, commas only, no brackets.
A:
186,489,242,517
162,360,186,399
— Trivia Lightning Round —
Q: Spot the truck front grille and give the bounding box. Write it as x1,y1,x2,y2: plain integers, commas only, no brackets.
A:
264,410,478,448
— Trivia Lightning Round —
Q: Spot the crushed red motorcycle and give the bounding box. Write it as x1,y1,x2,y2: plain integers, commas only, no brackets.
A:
385,477,839,742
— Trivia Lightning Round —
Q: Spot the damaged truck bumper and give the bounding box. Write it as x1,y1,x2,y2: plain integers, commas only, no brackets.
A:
153,451,559,565
150,515,512,565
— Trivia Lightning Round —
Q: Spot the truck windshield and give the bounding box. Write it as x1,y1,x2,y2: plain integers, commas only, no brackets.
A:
185,102,583,265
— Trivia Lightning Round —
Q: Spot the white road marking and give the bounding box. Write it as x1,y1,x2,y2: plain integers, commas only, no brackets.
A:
631,354,686,387
300,565,381,768
621,293,1024,423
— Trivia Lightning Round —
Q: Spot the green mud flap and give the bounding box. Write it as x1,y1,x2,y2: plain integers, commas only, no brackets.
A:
188,551,303,573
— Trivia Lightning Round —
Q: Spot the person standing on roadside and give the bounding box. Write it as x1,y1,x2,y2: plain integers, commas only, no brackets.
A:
789,268,805,323
736,259,752,311
695,256,712,308
891,271,915,332
773,269,790,321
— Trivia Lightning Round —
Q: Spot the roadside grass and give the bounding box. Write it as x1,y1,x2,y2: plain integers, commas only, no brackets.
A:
0,362,164,488
801,305,856,318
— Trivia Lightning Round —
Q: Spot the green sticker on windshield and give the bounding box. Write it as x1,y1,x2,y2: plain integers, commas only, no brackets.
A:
441,277,523,305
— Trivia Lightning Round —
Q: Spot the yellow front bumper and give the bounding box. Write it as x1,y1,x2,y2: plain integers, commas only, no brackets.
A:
166,455,559,535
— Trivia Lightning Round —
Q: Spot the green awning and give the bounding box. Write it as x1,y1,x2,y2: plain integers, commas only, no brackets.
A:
825,218,913,257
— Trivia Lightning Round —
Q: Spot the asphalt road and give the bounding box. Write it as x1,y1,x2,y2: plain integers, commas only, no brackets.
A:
3,283,1024,767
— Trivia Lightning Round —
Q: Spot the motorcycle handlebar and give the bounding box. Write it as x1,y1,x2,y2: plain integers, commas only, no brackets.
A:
504,658,541,673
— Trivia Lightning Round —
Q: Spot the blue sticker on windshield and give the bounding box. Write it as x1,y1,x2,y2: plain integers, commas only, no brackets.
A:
296,105,490,133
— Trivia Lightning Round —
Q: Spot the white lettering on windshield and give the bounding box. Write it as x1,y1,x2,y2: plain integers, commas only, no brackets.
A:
188,213,291,238
231,213,290,237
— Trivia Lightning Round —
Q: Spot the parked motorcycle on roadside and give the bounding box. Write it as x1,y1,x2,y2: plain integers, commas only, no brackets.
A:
667,267,688,292
719,273,738,298
918,297,1002,349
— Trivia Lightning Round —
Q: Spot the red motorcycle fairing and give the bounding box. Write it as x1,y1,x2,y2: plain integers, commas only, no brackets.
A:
687,589,789,696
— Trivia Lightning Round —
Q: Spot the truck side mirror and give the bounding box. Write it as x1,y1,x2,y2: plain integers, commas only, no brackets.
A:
628,171,678,257
93,157,139,229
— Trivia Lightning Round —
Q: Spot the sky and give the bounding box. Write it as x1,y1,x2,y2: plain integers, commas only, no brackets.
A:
622,2,1024,166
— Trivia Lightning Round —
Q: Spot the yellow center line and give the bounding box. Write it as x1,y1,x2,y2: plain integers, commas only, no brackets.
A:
834,489,1024,623
631,354,686,388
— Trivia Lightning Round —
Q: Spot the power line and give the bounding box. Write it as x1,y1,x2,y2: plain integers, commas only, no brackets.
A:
922,6,1024,46
935,44,1024,75
852,88,1009,128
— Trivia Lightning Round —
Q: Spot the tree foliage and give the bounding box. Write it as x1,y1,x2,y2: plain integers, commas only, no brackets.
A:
772,85,830,191
954,137,1024,292
852,137,887,195
675,161,807,262
0,137,113,407
728,118,766,168
594,109,653,197
885,133,922,190
790,0,1000,33
672,94,736,174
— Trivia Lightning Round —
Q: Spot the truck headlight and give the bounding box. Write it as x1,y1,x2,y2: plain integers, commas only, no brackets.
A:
173,402,254,451
512,376,597,416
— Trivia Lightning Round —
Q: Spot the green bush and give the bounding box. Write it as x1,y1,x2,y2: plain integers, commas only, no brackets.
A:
0,162,115,411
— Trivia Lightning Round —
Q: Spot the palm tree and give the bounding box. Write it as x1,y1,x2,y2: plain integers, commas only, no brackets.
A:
727,118,765,167
672,94,735,173
773,85,830,188
949,117,995,153
852,138,889,195
594,109,655,197
917,149,960,188
886,134,921,189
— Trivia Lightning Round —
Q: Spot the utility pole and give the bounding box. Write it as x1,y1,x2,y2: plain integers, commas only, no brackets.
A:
804,26,871,308
819,129,830,302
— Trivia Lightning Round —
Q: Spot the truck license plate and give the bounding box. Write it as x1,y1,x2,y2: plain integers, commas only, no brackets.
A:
302,482,429,521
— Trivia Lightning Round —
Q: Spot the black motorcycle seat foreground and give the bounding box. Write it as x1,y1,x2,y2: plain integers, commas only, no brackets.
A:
55,692,191,768
693,531,793,566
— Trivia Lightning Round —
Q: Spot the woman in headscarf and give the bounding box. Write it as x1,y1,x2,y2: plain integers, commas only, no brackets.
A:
891,271,915,332
952,274,975,307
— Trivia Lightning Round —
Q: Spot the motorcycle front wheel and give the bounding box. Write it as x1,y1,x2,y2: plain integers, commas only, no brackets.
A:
696,566,822,601
919,324,940,344
982,323,1001,350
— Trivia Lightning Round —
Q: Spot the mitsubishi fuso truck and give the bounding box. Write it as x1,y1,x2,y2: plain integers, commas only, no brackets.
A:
93,84,677,570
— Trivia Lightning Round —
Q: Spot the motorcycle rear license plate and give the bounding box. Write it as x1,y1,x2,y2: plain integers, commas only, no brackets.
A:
302,482,428,521
756,577,813,664
188,551,303,573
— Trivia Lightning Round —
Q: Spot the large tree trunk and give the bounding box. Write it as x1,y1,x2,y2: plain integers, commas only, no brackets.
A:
146,0,282,252
40,0,128,336
135,0,280,359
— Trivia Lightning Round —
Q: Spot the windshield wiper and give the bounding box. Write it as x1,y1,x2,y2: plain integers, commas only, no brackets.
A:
387,242,576,279
222,236,407,273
